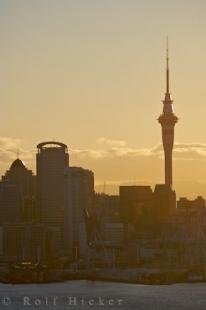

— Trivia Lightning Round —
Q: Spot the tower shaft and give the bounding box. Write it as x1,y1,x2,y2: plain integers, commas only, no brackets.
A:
164,145,172,187
158,40,178,188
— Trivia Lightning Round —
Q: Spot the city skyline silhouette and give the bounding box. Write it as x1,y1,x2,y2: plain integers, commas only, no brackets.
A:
1,1,206,198
2,2,206,304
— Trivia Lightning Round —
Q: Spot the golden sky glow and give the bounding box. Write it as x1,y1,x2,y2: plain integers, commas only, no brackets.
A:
1,1,206,197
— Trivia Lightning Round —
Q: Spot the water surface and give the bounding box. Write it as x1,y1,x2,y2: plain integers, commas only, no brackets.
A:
0,281,206,309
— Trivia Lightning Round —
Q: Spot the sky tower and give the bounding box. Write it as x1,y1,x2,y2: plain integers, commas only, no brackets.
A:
158,39,178,188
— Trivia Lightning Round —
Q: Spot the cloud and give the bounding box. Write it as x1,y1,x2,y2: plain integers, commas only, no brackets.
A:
71,138,162,159
71,149,107,159
173,143,206,160
1,136,206,169
97,137,127,147
0,137,22,151
71,139,206,161
0,136,34,166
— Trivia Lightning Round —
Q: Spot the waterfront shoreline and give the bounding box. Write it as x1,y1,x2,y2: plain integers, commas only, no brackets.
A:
1,272,205,286
1,264,205,286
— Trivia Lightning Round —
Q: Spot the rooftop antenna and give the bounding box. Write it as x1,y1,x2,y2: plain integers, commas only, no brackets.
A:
166,36,170,94
16,149,20,159
103,181,106,194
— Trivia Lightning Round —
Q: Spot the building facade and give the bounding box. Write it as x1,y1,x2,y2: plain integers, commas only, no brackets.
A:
64,167,94,259
0,181,22,224
36,141,69,255
119,186,153,224
2,223,48,262
2,159,36,221
36,141,69,225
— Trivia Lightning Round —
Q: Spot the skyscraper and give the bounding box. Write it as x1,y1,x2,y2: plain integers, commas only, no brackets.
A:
158,40,178,187
36,141,69,225
2,159,35,199
0,181,22,224
36,141,69,256
119,186,153,224
64,167,94,258
2,159,36,221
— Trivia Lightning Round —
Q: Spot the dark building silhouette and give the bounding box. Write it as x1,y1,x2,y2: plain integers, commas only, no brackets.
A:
36,141,69,225
36,142,69,256
158,41,178,187
0,160,43,262
94,194,124,257
65,166,94,259
2,159,35,198
2,223,48,262
0,181,22,224
119,186,153,244
177,196,205,211
2,159,36,221
153,184,176,220
177,196,206,219
94,193,120,221
119,186,153,224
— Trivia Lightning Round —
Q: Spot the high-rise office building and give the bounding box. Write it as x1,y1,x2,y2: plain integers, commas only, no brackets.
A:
119,186,153,244
119,186,153,224
158,41,178,187
94,194,120,221
0,181,22,224
2,159,35,199
2,159,36,221
2,222,48,262
64,167,94,258
153,184,176,220
36,141,69,225
36,141,69,255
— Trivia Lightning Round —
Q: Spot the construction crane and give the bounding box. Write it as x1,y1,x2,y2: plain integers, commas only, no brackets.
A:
84,208,123,268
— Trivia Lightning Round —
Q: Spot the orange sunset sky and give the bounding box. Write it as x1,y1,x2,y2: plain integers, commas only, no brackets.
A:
1,1,206,197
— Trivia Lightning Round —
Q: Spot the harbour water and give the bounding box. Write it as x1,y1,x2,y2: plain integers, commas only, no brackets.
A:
1,280,206,310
